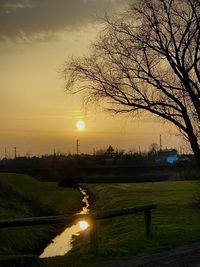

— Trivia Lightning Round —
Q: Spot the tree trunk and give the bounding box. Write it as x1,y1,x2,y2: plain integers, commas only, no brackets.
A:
184,114,200,167
188,132,200,166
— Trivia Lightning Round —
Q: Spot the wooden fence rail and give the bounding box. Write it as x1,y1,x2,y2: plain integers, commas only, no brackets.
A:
0,204,157,255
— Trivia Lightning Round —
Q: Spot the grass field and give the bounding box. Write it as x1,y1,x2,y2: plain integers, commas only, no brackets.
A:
1,174,200,267
41,180,200,267
0,173,82,256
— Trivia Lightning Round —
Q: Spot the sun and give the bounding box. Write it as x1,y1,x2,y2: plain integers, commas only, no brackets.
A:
76,120,86,130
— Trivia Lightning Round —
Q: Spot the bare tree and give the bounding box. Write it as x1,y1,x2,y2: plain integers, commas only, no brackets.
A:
64,0,200,165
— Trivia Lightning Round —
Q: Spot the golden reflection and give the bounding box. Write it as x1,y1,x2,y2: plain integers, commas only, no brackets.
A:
79,220,89,230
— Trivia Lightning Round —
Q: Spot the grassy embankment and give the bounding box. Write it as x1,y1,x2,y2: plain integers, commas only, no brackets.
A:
41,180,200,267
0,173,82,257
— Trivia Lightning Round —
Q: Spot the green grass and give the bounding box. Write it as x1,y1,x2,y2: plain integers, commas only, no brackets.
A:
40,180,200,267
88,181,197,209
0,173,82,256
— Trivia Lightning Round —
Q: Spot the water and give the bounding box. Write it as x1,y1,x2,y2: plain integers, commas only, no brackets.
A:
40,187,90,258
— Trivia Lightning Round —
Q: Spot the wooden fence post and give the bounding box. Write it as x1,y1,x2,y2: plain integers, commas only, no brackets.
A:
89,216,98,255
144,210,152,237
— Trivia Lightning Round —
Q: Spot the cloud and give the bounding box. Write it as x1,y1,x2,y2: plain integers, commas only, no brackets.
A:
0,0,128,42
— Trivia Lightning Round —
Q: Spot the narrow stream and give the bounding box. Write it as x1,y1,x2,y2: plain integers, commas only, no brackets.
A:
40,187,90,258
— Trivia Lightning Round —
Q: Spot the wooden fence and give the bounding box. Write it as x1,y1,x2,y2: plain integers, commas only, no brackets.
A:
0,204,156,255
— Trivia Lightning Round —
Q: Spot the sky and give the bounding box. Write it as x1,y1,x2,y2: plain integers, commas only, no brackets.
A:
0,0,184,158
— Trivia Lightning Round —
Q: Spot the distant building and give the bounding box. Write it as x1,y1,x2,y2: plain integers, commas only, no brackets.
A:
155,149,178,164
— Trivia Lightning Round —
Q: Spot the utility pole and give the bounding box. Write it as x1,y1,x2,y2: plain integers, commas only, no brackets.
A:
14,147,17,159
53,148,56,175
53,148,56,162
76,139,80,156
159,134,162,151
4,148,7,159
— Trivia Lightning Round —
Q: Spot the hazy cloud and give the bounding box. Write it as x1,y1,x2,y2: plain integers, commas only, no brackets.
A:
0,0,128,41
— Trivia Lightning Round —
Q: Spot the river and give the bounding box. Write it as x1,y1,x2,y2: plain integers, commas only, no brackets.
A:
40,187,90,258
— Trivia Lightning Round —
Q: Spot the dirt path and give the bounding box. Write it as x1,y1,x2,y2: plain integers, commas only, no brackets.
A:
105,242,200,267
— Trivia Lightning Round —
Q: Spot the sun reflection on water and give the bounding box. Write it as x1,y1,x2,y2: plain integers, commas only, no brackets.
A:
40,220,90,258
40,187,90,258
79,220,89,230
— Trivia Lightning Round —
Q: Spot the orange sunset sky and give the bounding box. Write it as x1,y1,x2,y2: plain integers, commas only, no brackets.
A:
0,0,184,158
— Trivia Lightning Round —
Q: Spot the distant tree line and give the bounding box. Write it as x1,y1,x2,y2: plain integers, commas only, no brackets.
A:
0,144,194,180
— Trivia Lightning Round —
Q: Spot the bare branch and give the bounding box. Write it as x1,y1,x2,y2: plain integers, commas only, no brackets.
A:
64,0,200,163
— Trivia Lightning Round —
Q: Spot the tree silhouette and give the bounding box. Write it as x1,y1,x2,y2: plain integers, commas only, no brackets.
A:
148,143,159,155
64,0,200,165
